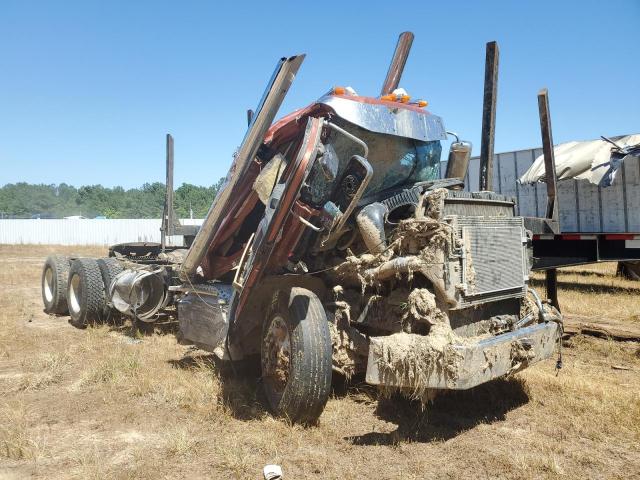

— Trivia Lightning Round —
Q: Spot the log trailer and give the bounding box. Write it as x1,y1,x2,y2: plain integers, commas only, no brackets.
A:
41,33,563,424
456,137,640,292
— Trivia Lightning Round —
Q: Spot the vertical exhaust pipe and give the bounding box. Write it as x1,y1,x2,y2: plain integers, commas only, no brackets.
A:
479,41,499,191
380,32,414,96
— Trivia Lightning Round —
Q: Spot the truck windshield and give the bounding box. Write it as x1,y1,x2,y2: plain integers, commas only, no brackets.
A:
328,119,442,195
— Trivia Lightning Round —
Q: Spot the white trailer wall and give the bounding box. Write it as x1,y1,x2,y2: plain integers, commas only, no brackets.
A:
442,149,640,233
0,219,203,246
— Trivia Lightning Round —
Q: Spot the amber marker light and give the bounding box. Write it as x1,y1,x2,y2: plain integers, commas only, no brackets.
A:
380,93,411,103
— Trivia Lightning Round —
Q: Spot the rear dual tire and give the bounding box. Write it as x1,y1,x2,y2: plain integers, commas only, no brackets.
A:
67,258,106,328
42,255,71,314
96,258,124,322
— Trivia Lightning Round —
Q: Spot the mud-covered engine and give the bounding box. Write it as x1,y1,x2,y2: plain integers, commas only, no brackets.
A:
319,185,550,390
331,187,529,316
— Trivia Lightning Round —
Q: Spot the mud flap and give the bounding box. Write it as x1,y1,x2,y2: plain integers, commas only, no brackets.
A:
365,321,559,390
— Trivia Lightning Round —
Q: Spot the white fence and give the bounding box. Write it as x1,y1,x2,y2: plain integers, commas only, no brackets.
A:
0,219,203,246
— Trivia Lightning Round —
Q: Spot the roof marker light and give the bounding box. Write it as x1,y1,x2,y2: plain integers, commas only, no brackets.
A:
380,93,411,103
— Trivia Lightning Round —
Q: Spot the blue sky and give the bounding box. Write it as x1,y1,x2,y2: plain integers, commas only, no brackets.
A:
0,0,638,188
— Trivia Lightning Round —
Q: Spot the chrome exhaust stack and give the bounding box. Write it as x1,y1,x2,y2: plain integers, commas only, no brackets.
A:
380,32,414,96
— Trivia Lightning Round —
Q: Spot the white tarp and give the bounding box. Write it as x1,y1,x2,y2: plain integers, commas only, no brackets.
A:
519,134,640,187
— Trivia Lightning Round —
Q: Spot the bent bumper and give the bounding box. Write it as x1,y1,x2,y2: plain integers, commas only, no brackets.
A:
366,321,560,390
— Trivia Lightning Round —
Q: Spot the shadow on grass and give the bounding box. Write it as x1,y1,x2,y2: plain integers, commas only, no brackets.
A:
345,376,530,445
557,269,615,279
168,352,266,421
331,373,378,401
166,355,530,435
530,278,640,295
104,314,179,337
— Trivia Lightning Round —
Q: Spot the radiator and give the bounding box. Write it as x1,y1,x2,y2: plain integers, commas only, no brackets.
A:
449,216,528,308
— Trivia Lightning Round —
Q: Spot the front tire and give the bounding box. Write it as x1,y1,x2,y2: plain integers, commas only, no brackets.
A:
42,255,70,314
261,287,332,424
67,258,105,328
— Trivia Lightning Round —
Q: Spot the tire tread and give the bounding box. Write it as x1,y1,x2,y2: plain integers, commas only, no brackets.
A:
68,258,105,326
42,255,70,314
263,287,332,424
96,258,124,321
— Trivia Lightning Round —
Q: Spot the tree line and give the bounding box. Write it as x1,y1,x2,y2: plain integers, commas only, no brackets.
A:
0,180,225,219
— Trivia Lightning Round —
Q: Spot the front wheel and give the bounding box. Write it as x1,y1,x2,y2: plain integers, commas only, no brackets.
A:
261,287,332,425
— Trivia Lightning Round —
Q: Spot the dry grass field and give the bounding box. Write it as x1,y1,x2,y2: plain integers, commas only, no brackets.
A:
0,245,639,479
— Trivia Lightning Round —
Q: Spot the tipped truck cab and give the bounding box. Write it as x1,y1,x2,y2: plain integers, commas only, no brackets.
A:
44,32,562,425
174,33,562,422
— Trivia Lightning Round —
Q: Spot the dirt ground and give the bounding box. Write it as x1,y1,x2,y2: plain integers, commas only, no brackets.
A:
1,245,639,479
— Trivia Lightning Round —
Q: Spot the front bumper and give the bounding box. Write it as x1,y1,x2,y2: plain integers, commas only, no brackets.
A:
366,321,560,390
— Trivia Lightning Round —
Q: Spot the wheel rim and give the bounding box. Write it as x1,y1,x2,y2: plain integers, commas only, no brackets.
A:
69,273,81,315
44,267,54,303
262,314,291,397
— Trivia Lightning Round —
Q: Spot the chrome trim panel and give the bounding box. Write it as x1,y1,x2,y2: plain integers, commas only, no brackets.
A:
318,94,447,142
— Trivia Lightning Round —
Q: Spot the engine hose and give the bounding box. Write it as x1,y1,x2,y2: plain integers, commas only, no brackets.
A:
527,287,546,322
363,256,456,307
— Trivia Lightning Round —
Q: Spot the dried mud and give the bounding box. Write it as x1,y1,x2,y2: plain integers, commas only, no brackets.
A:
333,189,455,309
374,322,464,401
402,288,447,329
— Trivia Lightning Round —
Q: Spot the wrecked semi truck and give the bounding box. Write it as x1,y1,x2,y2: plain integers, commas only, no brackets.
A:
41,33,562,424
